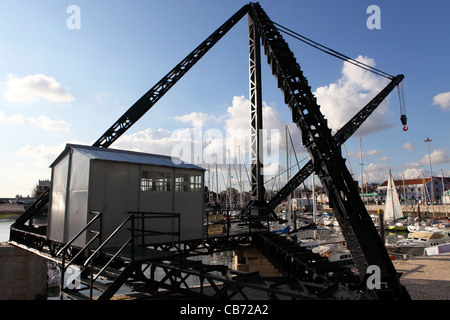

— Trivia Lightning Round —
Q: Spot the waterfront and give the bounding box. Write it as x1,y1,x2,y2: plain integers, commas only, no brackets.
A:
2,212,449,300
394,253,450,300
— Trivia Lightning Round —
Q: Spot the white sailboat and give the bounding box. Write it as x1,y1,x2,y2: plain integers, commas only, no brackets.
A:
384,169,407,231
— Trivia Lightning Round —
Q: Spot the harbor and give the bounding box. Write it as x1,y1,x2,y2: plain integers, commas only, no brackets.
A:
1,202,449,300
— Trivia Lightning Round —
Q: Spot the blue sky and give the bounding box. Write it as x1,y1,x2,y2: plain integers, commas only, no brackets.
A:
0,0,449,197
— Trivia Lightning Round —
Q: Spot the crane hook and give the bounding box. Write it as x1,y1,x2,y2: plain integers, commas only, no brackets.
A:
400,115,408,132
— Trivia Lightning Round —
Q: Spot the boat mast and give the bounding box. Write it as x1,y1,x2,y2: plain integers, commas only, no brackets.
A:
285,125,292,228
228,149,232,209
402,173,407,211
312,173,317,239
389,169,396,221
208,164,212,203
360,137,364,204
215,154,219,205
442,169,448,215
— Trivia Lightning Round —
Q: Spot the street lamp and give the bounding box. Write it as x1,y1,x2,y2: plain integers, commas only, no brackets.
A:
424,137,434,209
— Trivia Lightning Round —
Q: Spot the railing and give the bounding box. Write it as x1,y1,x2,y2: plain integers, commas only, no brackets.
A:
56,211,103,299
82,214,135,298
128,211,181,248
57,211,181,299
204,206,231,238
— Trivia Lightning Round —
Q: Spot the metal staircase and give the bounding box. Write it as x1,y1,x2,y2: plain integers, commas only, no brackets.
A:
56,212,180,300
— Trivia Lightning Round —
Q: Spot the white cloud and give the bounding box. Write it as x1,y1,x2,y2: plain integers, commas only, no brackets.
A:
113,128,176,155
432,91,450,110
363,162,389,182
402,142,415,152
174,112,221,126
402,168,424,180
346,148,381,158
17,142,67,167
406,149,450,168
365,149,381,157
222,95,301,167
0,109,70,132
1,109,69,131
314,55,393,136
427,149,450,165
27,115,70,132
3,74,74,103
0,110,25,124
113,95,294,169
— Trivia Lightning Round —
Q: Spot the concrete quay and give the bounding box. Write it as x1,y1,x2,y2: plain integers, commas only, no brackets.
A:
393,253,450,300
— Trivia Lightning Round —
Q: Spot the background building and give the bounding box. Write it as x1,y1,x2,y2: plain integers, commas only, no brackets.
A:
377,177,450,205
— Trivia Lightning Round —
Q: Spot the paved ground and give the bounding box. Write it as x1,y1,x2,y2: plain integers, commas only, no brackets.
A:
393,253,450,300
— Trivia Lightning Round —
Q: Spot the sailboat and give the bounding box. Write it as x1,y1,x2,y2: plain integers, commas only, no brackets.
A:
384,169,408,231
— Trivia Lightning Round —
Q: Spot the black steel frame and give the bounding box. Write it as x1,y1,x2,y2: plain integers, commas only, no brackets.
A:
9,2,410,300
247,3,409,299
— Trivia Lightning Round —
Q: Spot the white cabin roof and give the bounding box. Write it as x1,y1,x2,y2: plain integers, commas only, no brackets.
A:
51,144,205,171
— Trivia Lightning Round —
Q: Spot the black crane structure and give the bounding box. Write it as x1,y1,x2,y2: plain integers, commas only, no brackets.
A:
10,3,410,300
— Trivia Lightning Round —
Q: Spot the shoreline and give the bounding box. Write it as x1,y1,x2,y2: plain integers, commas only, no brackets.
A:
0,203,24,219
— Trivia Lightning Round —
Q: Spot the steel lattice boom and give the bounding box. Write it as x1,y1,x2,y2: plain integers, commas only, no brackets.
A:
248,2,409,299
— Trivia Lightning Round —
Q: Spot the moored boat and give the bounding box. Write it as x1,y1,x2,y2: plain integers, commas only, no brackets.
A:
394,230,450,256
383,170,408,231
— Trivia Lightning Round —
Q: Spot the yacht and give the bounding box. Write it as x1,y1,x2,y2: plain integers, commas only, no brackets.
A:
394,230,450,256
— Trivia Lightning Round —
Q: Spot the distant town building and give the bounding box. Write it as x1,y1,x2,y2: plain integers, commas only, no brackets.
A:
443,190,450,205
36,180,51,198
377,177,450,204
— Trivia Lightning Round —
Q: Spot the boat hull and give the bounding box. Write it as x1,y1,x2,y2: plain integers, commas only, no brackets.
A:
397,246,425,256
387,225,408,231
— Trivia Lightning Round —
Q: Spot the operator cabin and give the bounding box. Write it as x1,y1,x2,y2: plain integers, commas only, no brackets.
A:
47,144,205,248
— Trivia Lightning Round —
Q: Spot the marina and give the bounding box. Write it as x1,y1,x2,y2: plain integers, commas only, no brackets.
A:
1,204,449,300
1,2,449,303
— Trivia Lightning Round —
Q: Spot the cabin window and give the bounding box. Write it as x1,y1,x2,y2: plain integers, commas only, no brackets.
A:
190,174,202,192
141,170,172,192
175,173,202,192
141,170,150,191
175,173,189,192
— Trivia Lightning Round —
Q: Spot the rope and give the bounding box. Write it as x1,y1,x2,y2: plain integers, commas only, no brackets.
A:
272,21,408,129
272,21,394,80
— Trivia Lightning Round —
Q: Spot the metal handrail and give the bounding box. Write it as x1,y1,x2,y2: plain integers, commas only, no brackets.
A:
60,211,180,299
92,238,132,282
128,211,181,247
83,214,135,267
56,211,103,257
82,214,135,299
58,211,103,300
65,231,101,267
